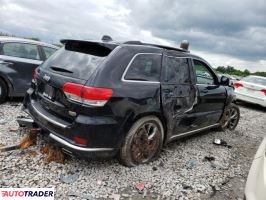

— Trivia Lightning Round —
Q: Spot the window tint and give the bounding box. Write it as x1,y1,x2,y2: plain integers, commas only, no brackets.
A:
41,47,106,80
43,46,57,59
193,60,215,85
124,54,161,82
3,43,40,60
162,56,190,84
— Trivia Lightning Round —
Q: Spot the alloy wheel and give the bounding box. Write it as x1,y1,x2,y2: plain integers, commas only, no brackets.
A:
130,122,161,164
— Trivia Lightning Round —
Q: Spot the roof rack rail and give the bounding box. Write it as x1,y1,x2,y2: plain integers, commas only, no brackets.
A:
123,41,188,52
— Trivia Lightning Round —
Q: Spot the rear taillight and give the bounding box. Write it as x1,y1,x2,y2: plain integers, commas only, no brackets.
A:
234,82,243,88
33,67,38,81
73,136,88,145
63,82,113,107
261,89,266,95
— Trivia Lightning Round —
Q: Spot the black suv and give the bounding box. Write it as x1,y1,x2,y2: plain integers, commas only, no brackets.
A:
19,38,240,166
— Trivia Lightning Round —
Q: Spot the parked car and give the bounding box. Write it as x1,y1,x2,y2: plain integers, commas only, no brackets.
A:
18,38,240,166
0,37,59,103
234,75,266,107
245,136,266,200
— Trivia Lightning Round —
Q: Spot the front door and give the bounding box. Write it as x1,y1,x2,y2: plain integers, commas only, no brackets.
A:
161,54,197,139
189,59,226,128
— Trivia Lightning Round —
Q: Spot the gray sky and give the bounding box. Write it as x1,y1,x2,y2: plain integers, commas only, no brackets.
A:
0,0,265,72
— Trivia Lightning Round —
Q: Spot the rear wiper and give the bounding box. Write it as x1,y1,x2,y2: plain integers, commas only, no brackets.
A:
50,66,73,73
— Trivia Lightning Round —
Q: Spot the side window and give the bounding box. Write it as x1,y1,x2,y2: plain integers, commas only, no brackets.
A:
124,54,161,82
2,42,40,60
162,56,190,84
43,46,57,59
193,59,215,85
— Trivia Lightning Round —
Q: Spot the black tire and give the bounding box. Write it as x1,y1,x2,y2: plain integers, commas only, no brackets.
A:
219,103,240,131
119,116,164,167
0,79,8,104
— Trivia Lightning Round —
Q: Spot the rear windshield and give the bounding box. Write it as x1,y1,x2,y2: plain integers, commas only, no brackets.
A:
242,76,266,86
41,43,111,80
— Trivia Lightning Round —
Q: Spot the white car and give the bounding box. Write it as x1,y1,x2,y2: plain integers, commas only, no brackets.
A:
245,136,266,200
234,75,266,107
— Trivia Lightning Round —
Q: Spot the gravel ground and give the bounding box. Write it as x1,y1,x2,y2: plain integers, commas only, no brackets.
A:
0,99,265,200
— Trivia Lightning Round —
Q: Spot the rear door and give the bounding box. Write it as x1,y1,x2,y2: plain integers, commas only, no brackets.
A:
190,59,226,127
0,42,42,93
161,54,197,138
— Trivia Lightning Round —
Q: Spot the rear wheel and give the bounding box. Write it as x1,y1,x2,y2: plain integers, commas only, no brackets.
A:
119,116,164,167
0,79,8,104
219,103,240,131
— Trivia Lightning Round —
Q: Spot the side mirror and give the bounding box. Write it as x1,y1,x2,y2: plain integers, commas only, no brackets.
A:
220,76,230,86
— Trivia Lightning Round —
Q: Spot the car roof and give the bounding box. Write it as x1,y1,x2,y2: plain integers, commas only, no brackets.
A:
60,38,211,63
0,36,59,49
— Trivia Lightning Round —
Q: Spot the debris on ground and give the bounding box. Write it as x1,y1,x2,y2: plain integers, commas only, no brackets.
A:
1,102,265,199
44,146,65,164
0,144,20,152
9,126,19,132
213,139,232,148
60,173,79,184
135,182,145,191
20,128,40,149
203,156,215,162
185,159,198,169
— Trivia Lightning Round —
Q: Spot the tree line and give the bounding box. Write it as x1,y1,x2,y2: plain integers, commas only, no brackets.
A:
215,66,266,77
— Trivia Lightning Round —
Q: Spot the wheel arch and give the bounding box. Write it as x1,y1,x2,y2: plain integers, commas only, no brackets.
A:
0,75,13,97
122,111,168,145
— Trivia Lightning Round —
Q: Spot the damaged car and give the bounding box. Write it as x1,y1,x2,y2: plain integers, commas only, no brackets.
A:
18,37,240,166
0,37,59,103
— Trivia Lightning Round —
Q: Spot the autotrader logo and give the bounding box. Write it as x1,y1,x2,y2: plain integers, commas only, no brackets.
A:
0,188,54,200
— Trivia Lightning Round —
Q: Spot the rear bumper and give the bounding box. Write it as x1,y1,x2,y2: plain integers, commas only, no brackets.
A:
235,92,266,107
21,89,120,158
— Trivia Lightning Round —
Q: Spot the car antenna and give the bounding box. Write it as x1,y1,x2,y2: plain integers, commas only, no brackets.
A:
180,40,189,50
101,35,113,42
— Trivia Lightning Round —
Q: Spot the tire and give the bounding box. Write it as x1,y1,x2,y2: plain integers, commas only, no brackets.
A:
119,116,164,167
0,79,8,104
219,103,240,131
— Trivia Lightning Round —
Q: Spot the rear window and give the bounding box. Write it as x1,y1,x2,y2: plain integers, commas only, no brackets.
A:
41,44,110,80
242,76,266,86
124,54,161,82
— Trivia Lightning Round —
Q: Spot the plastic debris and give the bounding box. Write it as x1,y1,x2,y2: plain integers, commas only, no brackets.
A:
135,182,145,191
186,159,197,169
213,139,232,148
60,174,79,184
203,156,215,162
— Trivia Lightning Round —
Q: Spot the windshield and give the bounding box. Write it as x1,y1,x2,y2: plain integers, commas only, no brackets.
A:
242,76,266,86
41,46,106,80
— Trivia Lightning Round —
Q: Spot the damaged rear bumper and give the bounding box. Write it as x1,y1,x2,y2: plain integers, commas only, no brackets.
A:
17,109,117,159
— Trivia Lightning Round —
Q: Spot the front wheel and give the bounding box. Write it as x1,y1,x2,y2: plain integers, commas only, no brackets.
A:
219,103,240,131
119,116,164,167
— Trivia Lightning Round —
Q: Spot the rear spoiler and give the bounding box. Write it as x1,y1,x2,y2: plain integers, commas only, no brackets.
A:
60,39,118,57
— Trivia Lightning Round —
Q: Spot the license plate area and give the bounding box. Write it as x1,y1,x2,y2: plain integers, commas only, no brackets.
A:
43,84,54,100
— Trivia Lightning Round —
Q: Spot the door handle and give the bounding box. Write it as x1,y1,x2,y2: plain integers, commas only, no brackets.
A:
202,89,208,94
